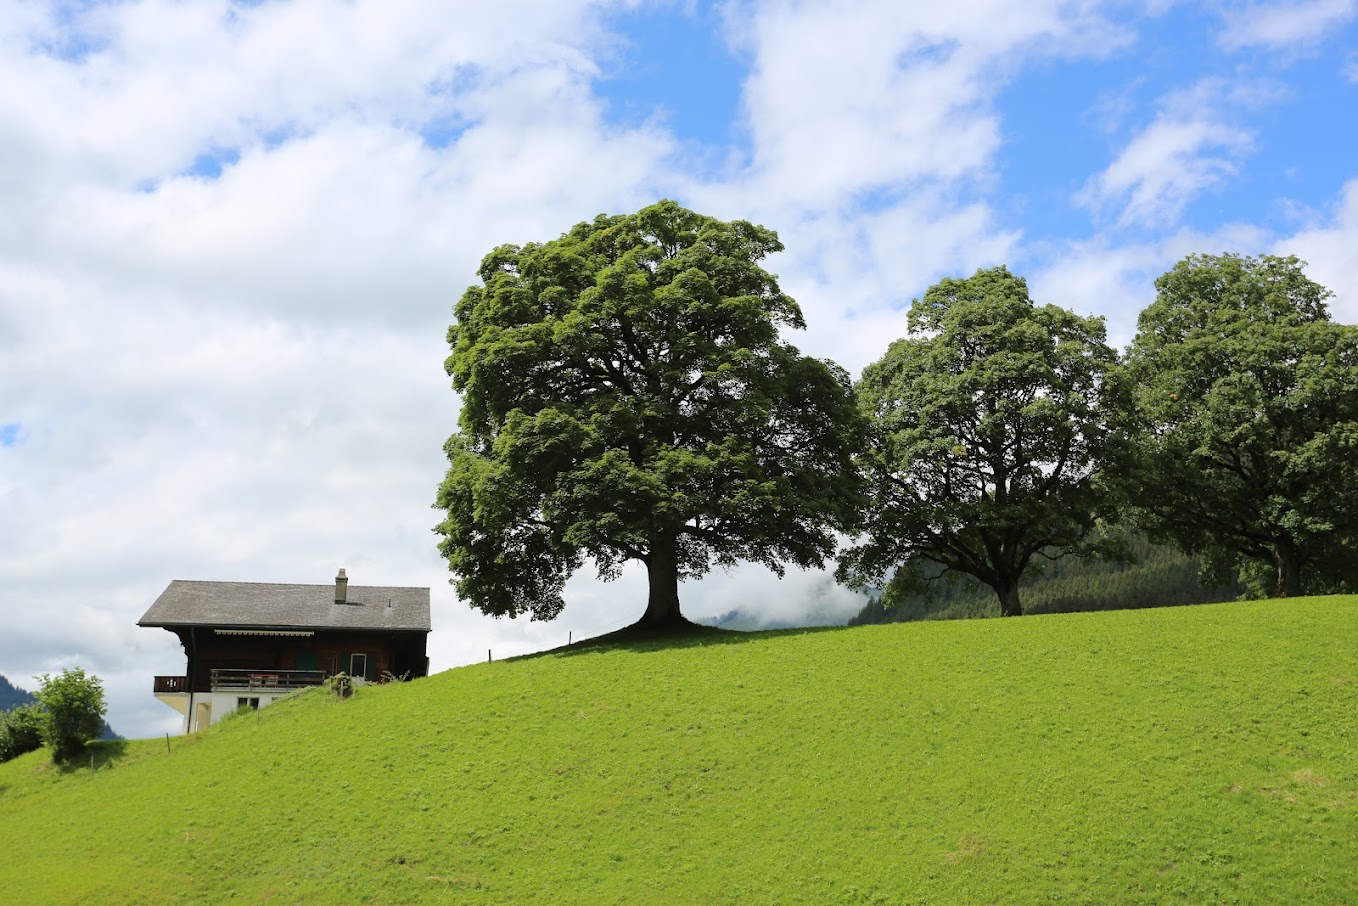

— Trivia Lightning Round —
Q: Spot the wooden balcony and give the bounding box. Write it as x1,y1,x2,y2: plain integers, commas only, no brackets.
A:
209,669,326,691
153,675,189,694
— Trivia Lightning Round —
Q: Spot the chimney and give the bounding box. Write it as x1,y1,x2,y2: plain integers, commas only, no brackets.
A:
335,568,348,604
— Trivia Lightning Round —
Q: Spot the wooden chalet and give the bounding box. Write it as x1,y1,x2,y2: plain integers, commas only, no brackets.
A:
139,569,430,732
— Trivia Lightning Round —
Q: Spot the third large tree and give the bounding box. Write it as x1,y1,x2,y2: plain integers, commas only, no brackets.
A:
838,266,1128,617
436,201,864,629
1123,253,1358,597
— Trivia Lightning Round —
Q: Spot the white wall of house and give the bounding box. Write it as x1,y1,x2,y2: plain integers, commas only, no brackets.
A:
172,690,294,732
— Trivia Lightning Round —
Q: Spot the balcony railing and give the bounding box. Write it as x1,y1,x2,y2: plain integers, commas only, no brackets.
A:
209,669,326,691
153,675,189,694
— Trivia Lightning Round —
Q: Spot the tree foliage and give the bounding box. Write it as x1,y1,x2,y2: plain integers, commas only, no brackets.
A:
1122,253,1358,597
838,266,1128,616
34,668,107,764
436,200,865,627
0,703,45,763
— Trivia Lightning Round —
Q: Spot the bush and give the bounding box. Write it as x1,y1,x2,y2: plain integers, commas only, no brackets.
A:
34,668,107,764
324,672,354,699
0,704,45,762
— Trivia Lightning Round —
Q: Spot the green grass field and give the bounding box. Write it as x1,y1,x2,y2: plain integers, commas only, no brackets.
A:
3,596,1356,904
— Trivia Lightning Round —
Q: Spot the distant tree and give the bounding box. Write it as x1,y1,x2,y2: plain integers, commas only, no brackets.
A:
838,266,1129,617
34,668,107,763
435,200,865,628
0,704,45,762
1122,253,1358,598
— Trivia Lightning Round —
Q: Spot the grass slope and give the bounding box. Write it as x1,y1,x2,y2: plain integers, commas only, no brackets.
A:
3,597,1357,904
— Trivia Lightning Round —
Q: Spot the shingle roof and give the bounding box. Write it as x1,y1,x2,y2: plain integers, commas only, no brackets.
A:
138,580,431,632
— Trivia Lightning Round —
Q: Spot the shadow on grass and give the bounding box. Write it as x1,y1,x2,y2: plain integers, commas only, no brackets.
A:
522,618,847,661
56,738,129,774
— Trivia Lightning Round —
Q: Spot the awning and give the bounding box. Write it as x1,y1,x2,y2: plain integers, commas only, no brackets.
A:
214,629,315,637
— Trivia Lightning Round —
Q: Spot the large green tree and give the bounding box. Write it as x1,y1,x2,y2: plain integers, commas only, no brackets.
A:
436,201,864,628
838,266,1127,617
1122,253,1358,598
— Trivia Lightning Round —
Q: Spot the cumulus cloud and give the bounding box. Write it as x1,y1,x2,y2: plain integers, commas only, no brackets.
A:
684,0,1125,372
1218,0,1358,50
1028,219,1277,347
1344,51,1358,82
1074,79,1278,229
1279,178,1358,321
712,0,1128,211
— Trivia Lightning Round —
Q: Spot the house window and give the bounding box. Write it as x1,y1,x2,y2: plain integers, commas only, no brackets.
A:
350,653,368,678
237,697,260,710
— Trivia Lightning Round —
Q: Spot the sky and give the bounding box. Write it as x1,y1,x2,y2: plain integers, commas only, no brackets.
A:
2,0,1356,739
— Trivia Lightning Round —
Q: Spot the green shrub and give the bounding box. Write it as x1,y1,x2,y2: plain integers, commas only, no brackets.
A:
34,669,107,764
324,672,353,699
0,704,45,762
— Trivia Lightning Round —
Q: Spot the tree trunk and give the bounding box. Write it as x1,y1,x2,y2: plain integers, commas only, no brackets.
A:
1272,543,1303,598
635,530,687,629
997,581,1023,617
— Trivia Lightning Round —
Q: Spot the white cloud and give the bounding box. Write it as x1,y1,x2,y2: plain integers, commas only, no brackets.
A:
1079,118,1253,227
1344,51,1358,82
683,0,1125,374
1279,178,1358,322
1218,0,1357,50
1075,79,1267,229
715,0,1129,212
1028,219,1276,347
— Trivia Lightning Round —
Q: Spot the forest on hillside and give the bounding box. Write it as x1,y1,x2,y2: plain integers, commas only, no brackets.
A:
849,538,1243,626
0,675,33,712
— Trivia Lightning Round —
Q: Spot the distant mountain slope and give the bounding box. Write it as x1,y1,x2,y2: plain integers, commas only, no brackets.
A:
850,537,1241,625
0,674,36,712
0,674,121,740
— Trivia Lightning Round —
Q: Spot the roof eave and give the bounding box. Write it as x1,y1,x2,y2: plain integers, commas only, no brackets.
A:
138,621,431,632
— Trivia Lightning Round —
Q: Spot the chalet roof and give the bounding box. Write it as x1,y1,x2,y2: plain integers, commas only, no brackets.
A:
138,580,431,632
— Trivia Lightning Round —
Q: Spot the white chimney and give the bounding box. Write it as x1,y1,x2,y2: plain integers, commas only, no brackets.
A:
335,568,348,604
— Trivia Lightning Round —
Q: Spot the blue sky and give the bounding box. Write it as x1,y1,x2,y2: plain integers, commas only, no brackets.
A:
2,0,1356,738
599,3,747,148
593,2,1358,269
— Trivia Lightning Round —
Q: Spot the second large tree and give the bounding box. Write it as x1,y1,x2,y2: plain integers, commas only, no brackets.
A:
436,201,864,628
839,266,1127,617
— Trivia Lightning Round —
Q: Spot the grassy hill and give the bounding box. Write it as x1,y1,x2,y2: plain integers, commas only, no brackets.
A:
3,597,1357,904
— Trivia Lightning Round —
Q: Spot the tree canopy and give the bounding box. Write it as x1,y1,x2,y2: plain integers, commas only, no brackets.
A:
1122,253,1358,597
436,200,864,628
34,668,106,764
837,266,1128,616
